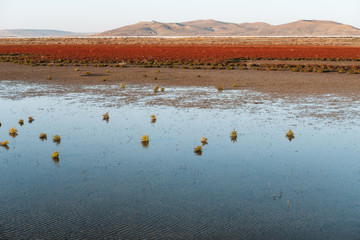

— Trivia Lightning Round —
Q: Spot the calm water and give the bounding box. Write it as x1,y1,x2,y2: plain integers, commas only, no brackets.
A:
0,81,359,239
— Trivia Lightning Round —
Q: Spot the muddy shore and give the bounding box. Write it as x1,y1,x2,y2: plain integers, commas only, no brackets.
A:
1,62,359,98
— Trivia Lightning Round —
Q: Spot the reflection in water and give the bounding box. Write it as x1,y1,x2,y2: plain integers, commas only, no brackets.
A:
1,145,10,150
141,141,149,148
0,81,360,239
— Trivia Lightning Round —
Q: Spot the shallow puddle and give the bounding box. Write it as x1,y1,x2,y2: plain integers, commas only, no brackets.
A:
0,81,359,239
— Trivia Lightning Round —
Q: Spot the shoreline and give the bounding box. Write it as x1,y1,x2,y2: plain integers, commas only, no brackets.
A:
1,62,360,98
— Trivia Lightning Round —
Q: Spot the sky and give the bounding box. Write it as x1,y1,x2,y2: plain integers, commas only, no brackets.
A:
0,0,359,32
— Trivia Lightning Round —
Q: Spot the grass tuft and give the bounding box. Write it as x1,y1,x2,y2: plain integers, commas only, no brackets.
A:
154,85,159,93
230,129,237,142
39,133,47,140
28,116,34,123
9,127,18,136
103,112,109,121
52,151,59,159
194,145,202,155
286,129,295,141
151,114,157,123
53,135,61,143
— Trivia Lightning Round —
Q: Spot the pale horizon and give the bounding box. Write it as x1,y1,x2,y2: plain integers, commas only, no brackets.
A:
0,0,359,32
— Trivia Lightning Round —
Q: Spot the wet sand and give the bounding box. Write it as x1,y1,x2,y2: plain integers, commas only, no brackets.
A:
1,62,359,98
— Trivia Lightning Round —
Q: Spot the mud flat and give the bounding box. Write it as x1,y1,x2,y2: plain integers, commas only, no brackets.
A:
1,62,359,98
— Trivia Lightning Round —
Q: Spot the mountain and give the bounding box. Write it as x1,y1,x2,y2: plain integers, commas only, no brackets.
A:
0,29,91,37
95,20,360,36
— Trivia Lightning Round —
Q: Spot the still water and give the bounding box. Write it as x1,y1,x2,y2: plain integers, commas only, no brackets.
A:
0,81,359,239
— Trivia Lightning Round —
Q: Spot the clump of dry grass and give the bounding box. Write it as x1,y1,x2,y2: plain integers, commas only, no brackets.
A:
47,75,52,80
103,112,109,121
1,140,9,146
194,145,202,155
101,77,108,82
39,133,47,140
201,137,208,145
233,83,239,87
9,127,18,136
74,68,80,71
154,85,159,93
84,71,92,76
286,129,295,141
106,69,110,73
161,87,165,92
217,85,223,91
230,129,237,142
141,134,149,148
141,134,149,143
120,83,126,88
51,151,59,162
151,114,156,123
153,77,158,80
18,119,24,126
28,116,34,123
53,135,61,144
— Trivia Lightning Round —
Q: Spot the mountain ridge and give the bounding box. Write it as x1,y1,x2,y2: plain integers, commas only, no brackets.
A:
95,19,360,36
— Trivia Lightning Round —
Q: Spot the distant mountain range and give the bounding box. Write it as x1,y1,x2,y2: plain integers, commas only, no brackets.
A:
95,19,360,36
0,29,91,37
2,20,360,38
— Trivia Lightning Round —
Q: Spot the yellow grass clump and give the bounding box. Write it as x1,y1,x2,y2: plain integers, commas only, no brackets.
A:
286,129,295,141
194,145,202,155
1,140,9,146
47,75,52,80
201,137,208,145
141,134,149,143
9,127,18,136
53,135,61,143
103,112,109,120
141,134,149,148
161,87,165,92
28,116,34,123
217,85,223,91
233,83,239,87
154,85,159,93
151,114,157,123
39,133,47,140
84,71,92,76
52,151,59,159
120,83,126,88
18,119,24,125
230,129,237,142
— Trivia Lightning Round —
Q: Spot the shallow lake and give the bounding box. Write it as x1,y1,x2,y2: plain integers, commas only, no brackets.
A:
0,81,359,239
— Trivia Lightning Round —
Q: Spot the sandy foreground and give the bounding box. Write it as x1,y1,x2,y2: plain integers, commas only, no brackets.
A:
0,62,359,98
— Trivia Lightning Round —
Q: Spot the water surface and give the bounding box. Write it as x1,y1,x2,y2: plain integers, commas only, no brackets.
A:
0,81,359,239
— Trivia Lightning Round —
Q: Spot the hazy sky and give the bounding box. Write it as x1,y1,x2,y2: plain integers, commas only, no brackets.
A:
1,0,359,32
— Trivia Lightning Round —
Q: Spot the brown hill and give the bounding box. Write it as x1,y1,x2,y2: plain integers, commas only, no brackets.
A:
95,19,360,36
